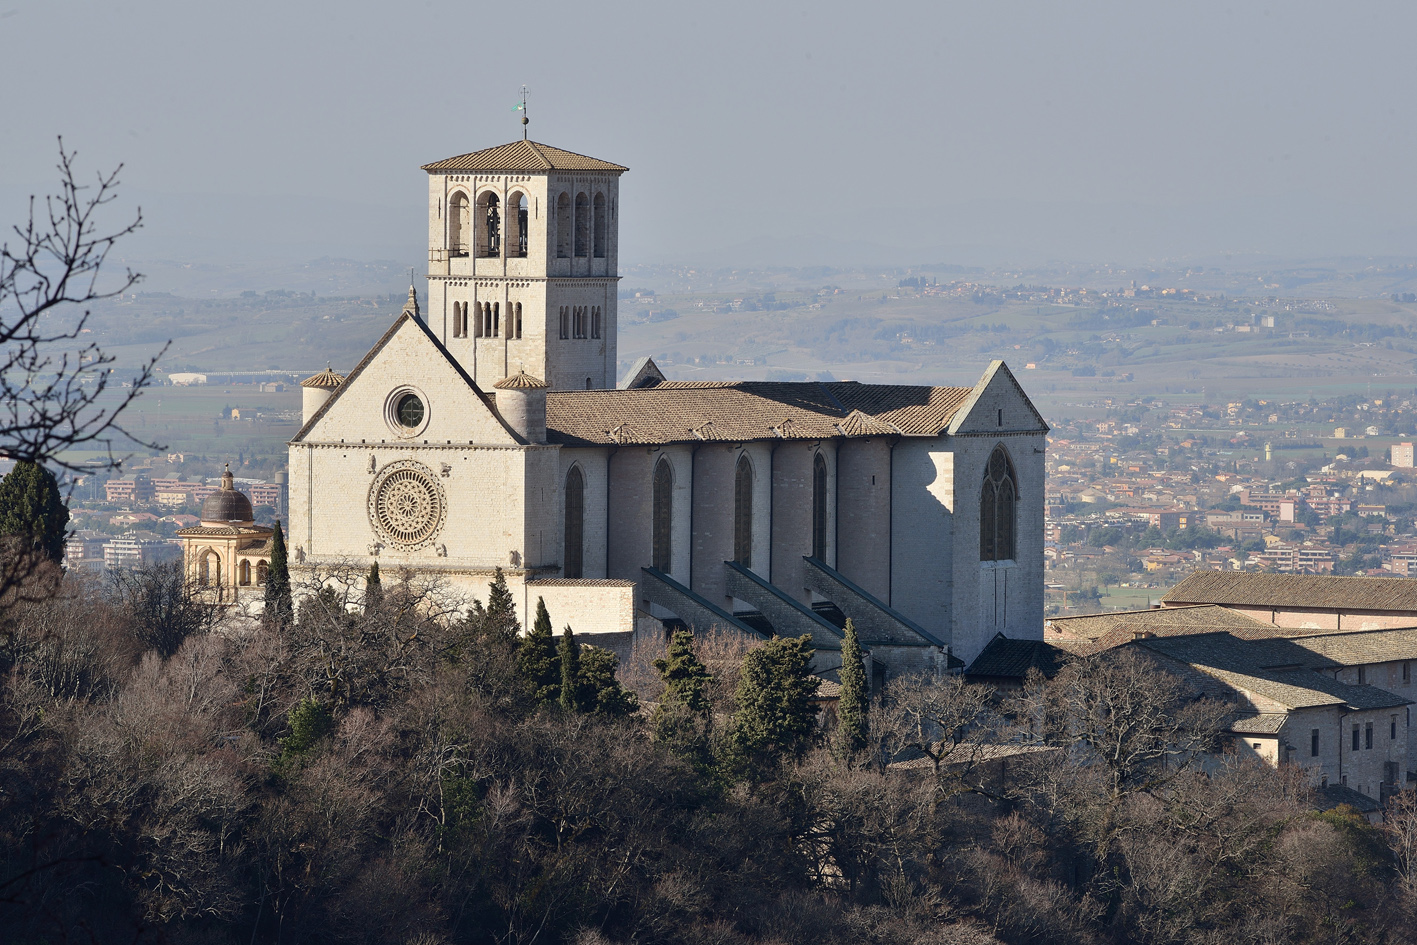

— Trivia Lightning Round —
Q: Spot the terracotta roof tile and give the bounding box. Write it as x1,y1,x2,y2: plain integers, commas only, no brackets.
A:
493,371,548,390
1289,626,1417,666
421,139,627,173
1164,571,1417,612
545,380,975,447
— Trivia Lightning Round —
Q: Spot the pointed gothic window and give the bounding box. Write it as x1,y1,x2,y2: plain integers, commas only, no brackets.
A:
564,466,584,579
574,192,589,257
593,192,607,258
448,192,469,257
812,452,828,561
556,192,572,258
653,458,673,573
734,454,753,568
980,445,1017,562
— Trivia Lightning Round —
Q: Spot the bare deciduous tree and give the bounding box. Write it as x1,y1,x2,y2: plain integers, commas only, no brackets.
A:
1,140,164,470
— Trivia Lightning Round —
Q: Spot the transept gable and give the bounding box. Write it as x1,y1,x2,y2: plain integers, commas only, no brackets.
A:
945,360,1050,436
291,311,521,446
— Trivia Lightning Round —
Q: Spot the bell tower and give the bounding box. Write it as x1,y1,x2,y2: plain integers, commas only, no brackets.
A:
422,139,627,390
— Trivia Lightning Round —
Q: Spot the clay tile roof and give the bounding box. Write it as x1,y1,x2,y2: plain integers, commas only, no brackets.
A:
420,139,627,173
493,371,548,390
965,634,1066,680
837,409,900,437
1289,626,1417,666
1163,571,1417,612
1047,604,1277,647
301,366,345,389
545,380,975,447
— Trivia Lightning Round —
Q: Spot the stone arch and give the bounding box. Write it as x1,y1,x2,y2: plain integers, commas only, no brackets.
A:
475,191,501,257
448,191,470,256
652,457,673,573
257,560,269,585
574,192,589,257
197,547,221,587
812,451,829,561
556,192,572,258
564,465,585,579
508,190,529,257
734,453,754,568
592,192,607,258
239,559,251,586
980,444,1017,562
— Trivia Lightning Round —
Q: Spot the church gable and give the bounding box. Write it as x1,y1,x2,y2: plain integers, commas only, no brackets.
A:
946,360,1049,436
294,313,519,446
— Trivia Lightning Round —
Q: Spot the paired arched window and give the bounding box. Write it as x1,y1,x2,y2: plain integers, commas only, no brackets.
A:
448,192,470,257
590,306,601,339
980,445,1017,562
511,302,523,339
555,193,572,258
453,301,469,338
476,192,501,257
574,193,589,257
652,458,673,572
812,452,828,561
734,454,753,568
559,306,570,339
565,466,584,579
508,191,529,258
593,193,607,258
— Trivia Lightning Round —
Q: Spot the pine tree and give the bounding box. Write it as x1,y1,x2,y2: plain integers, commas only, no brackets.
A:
516,597,559,704
835,618,869,758
724,635,820,778
0,461,69,563
364,560,383,614
558,625,582,712
264,519,293,625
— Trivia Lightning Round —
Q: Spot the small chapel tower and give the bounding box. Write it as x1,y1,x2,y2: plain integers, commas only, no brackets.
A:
421,139,627,390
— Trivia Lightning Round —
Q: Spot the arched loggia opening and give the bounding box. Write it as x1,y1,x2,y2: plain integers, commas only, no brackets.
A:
508,191,529,258
476,192,501,257
555,192,572,258
448,192,469,257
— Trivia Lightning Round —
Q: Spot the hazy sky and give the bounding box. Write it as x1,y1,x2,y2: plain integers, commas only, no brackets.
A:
5,0,1417,272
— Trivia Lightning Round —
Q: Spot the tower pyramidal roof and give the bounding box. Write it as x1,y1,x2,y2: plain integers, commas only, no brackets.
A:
421,139,627,173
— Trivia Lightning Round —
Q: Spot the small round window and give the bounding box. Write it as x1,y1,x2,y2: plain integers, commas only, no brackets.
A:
396,393,424,428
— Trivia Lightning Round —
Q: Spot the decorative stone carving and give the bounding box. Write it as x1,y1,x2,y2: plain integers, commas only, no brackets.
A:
367,461,446,551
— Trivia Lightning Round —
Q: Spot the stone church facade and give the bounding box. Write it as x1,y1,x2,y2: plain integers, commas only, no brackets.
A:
286,138,1047,673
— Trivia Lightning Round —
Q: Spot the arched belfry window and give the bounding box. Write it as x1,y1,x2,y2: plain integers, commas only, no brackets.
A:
509,191,529,258
564,466,585,579
652,458,673,572
812,452,828,561
574,193,589,257
555,193,571,258
448,192,469,257
476,192,501,257
593,193,607,258
980,445,1017,562
734,454,753,568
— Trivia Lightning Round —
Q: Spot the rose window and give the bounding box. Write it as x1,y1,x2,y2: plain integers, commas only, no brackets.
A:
368,461,446,550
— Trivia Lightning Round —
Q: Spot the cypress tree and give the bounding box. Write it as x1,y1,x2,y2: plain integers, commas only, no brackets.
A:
652,629,712,764
835,618,869,758
364,560,383,614
264,520,293,625
724,635,820,777
0,461,69,563
483,566,520,643
655,629,711,713
579,645,638,718
516,597,559,704
558,625,582,712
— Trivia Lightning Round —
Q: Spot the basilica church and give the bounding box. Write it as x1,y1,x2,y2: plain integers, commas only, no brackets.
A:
278,137,1046,674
